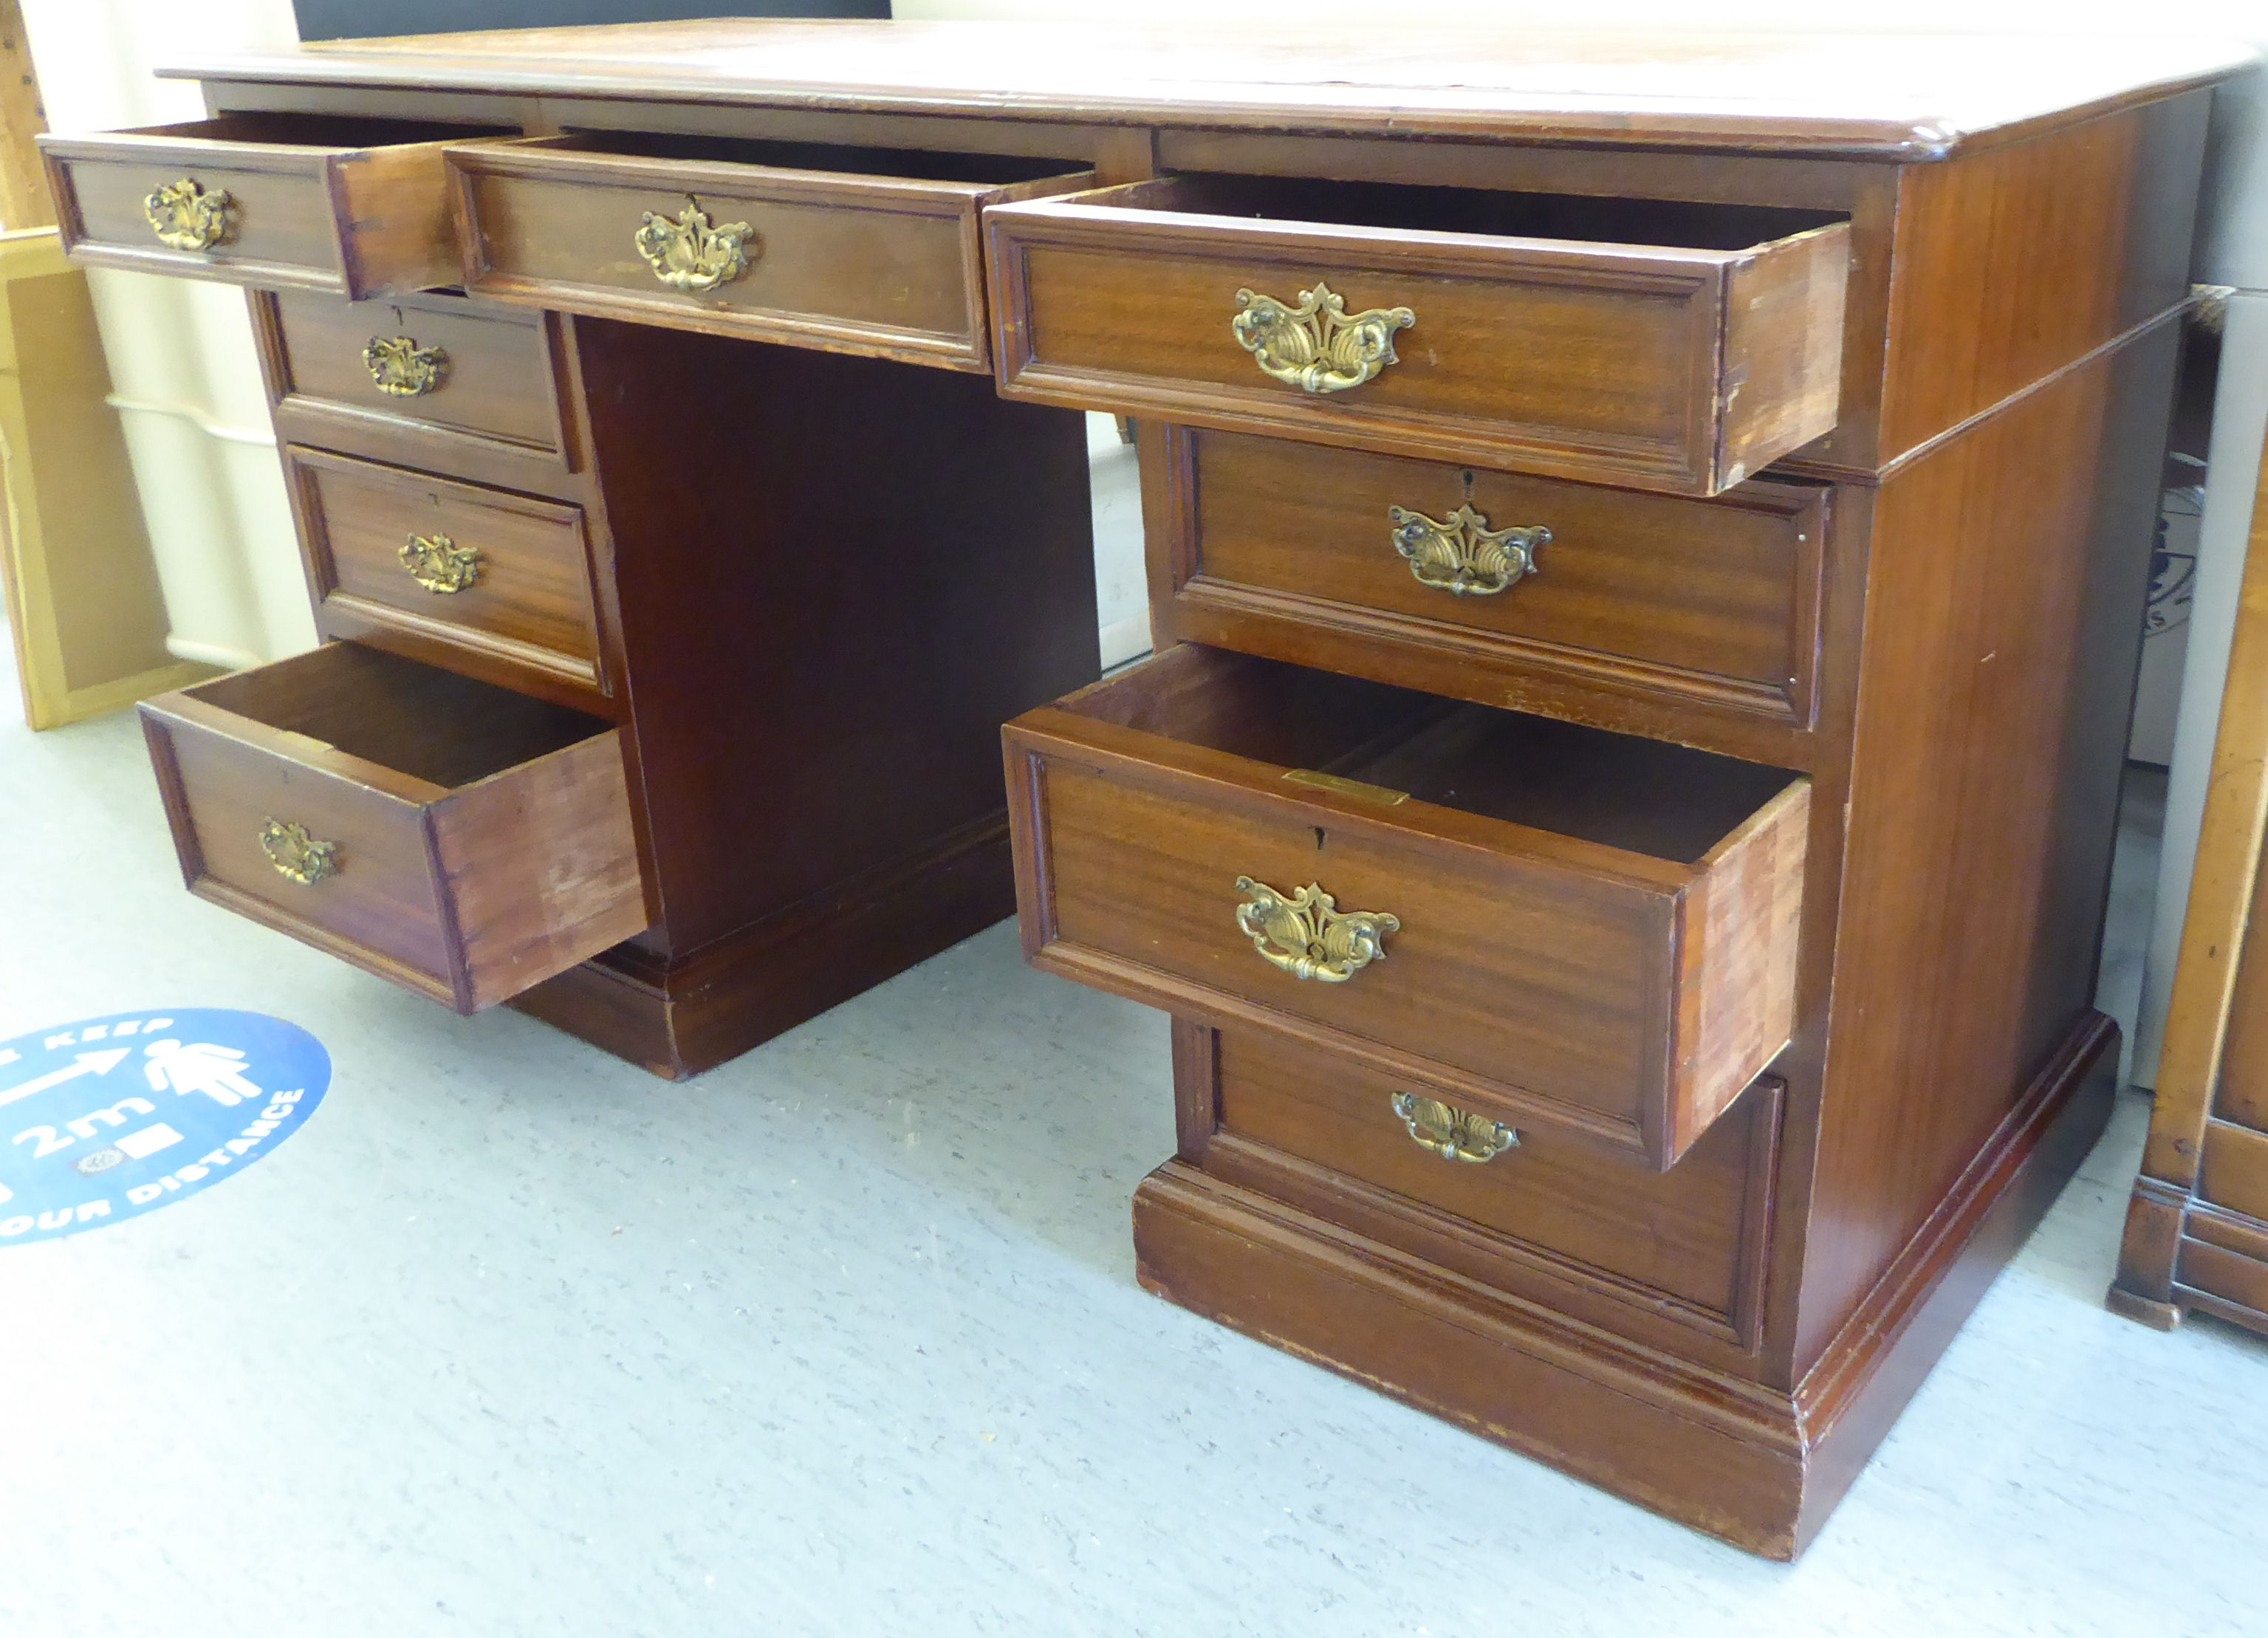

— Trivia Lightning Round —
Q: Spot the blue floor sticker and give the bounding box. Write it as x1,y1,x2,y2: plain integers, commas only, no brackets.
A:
0,1010,329,1245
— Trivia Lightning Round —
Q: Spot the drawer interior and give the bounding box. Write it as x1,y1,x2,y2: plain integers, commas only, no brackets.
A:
1071,646,1797,863
191,642,609,790
1097,172,1844,253
130,112,514,152
547,130,1086,187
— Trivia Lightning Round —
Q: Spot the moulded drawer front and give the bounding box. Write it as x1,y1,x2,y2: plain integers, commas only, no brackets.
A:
1154,424,1828,725
157,710,456,985
273,289,565,456
290,447,606,694
140,642,649,1014
448,140,1094,371
41,115,488,298
1004,649,1810,1168
1210,1027,1780,1340
987,180,1850,496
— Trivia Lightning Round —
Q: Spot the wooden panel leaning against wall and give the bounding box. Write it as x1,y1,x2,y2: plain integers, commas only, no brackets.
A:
2112,414,2268,1337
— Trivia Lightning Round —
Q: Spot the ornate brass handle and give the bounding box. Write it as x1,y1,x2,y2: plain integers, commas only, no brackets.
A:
259,819,338,885
1391,1093,1518,1163
1233,877,1398,983
399,532,482,594
1230,281,1414,395
634,200,756,293
1388,504,1549,598
363,336,446,397
144,178,234,251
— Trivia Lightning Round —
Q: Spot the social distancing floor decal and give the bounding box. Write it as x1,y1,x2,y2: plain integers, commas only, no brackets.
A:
0,1010,329,1245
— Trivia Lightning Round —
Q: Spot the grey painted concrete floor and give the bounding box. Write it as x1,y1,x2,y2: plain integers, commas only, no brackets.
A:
2,640,2265,1637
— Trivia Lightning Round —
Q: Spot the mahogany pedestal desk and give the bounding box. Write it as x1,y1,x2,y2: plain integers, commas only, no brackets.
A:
44,22,2250,1558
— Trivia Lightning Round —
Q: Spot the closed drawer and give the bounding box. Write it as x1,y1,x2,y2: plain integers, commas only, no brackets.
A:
41,113,506,298
1204,1027,1778,1346
446,133,1093,371
140,642,650,1013
267,289,567,463
1148,424,1828,727
287,447,607,696
1005,645,1809,1169
988,174,1849,497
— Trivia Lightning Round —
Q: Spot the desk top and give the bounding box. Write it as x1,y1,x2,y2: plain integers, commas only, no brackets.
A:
166,20,2254,160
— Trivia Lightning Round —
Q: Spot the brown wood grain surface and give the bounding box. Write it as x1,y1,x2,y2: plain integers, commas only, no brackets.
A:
41,112,495,297
1006,645,1806,1167
287,445,607,693
160,22,2252,158
1148,423,1827,727
988,176,1849,496
272,287,563,453
140,641,644,1013
1205,1023,1775,1331
450,134,1091,371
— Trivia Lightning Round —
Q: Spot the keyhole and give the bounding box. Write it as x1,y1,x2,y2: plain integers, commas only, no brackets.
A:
1312,826,1326,851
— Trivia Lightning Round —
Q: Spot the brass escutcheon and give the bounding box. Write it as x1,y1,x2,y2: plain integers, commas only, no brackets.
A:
1233,876,1398,983
1230,281,1414,395
399,532,482,594
1390,1092,1518,1163
363,335,447,397
259,819,338,885
143,178,234,251
1388,504,1549,598
634,199,756,293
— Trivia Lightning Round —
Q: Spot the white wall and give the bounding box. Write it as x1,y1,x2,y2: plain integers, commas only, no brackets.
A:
20,0,313,671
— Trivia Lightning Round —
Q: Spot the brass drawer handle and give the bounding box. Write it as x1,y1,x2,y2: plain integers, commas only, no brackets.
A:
1231,281,1414,395
143,178,233,251
1389,504,1548,598
260,819,338,885
363,335,446,397
1234,876,1399,982
399,532,482,594
634,200,756,293
1391,1093,1518,1163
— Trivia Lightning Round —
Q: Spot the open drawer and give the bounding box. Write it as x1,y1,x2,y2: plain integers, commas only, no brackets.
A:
1004,646,1809,1169
987,174,1849,496
141,642,651,1014
41,113,510,298
446,133,1094,371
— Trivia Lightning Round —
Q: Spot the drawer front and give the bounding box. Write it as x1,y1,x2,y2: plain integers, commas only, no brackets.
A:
270,290,566,459
288,448,606,694
449,142,1090,371
154,709,455,987
142,643,648,1014
1205,1027,1777,1344
1007,654,1808,1168
987,183,1849,496
41,117,477,298
1151,425,1826,725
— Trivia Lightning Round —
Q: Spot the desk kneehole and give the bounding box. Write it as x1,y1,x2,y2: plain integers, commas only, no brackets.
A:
140,642,651,1015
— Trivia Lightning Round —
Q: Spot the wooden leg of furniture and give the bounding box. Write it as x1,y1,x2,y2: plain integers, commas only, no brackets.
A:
1135,1010,2119,1560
